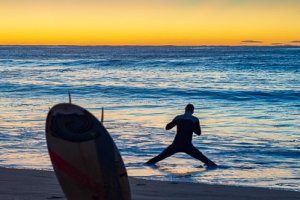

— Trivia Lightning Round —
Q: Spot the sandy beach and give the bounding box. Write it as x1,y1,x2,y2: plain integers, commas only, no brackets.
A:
0,167,299,200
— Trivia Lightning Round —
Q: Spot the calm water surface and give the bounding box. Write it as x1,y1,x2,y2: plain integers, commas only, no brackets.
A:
0,46,299,191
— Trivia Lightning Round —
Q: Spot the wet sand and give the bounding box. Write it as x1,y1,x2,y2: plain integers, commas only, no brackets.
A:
0,167,299,200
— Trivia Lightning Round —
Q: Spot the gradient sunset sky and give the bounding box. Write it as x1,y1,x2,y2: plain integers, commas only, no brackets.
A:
1,0,300,45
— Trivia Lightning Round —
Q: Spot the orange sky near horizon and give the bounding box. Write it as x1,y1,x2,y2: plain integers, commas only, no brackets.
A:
0,0,300,45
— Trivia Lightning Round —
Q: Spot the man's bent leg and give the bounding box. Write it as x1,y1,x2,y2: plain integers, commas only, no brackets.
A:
185,145,217,166
146,145,178,165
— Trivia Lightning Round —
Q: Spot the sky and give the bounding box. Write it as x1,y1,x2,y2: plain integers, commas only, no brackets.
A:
0,0,300,45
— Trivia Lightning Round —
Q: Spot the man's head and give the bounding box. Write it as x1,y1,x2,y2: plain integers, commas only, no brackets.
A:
185,104,194,113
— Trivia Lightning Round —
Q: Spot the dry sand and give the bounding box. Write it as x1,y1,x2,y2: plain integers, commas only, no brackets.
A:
0,167,299,200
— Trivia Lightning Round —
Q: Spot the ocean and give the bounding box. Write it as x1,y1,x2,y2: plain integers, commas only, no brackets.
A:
0,46,299,191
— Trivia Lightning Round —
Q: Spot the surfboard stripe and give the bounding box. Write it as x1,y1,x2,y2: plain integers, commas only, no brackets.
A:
48,148,106,198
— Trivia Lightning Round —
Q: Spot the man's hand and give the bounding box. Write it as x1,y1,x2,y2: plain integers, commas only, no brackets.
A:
166,118,177,130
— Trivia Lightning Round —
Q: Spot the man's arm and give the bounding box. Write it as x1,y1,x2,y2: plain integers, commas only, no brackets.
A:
165,117,177,130
194,119,201,135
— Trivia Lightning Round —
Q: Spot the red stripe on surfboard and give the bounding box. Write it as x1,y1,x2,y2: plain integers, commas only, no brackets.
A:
48,148,106,198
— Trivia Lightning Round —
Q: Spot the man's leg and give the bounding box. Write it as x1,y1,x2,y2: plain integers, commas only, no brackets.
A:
146,145,178,165
185,145,217,166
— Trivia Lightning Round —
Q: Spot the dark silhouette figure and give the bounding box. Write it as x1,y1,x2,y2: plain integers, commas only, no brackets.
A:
146,104,217,167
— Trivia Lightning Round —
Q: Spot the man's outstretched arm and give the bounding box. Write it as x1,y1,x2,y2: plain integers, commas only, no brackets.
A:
165,118,177,130
194,120,201,135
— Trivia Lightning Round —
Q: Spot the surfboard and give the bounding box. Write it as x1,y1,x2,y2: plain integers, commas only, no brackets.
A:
46,103,131,200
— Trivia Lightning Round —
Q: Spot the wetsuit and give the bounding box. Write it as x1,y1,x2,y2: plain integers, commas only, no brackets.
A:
147,112,215,165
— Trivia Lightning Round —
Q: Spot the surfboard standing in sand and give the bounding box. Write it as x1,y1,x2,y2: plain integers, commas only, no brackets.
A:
46,102,131,200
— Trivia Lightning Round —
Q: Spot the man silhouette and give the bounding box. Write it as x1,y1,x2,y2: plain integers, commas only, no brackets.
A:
146,104,217,167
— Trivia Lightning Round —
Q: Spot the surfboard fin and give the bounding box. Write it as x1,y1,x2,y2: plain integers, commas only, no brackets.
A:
101,107,104,123
68,90,72,104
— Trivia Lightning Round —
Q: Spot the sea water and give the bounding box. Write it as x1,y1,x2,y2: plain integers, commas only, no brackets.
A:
0,46,299,191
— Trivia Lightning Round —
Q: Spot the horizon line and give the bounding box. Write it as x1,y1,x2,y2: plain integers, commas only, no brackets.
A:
0,44,299,47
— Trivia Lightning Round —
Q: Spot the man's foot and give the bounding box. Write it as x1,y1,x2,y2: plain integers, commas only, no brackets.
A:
145,160,156,165
205,161,218,168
